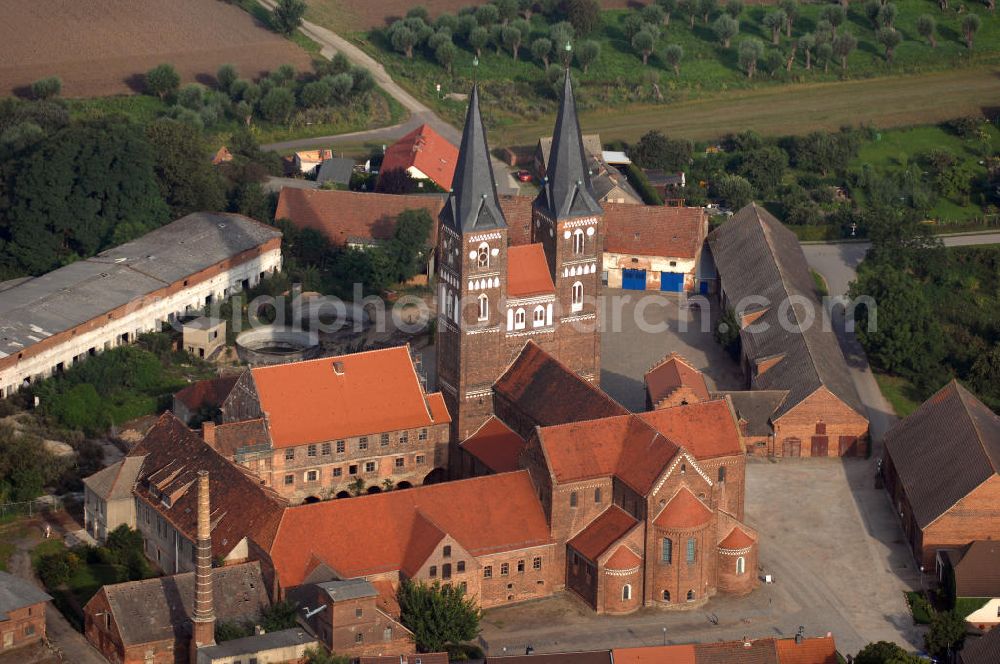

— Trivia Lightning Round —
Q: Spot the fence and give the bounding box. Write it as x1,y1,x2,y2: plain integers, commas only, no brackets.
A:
0,495,63,520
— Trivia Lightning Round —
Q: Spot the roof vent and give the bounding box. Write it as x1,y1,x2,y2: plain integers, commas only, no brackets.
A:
333,361,344,375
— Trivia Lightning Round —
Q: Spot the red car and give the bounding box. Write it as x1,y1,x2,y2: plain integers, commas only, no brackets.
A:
515,170,533,183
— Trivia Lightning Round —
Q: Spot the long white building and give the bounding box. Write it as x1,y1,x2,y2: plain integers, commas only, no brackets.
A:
0,212,282,397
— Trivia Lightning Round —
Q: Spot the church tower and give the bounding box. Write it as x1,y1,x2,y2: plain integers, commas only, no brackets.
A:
532,71,603,383
436,86,509,450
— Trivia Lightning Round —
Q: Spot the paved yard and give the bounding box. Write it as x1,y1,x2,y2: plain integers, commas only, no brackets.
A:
479,460,921,657
599,290,744,411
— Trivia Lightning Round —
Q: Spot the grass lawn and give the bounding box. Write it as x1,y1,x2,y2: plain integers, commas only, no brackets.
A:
875,372,923,418
954,597,991,618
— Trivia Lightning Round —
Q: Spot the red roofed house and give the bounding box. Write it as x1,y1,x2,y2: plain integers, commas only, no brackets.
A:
645,353,711,409
380,124,458,191
214,346,451,503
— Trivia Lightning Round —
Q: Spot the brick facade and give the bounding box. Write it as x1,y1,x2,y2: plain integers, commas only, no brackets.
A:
0,601,47,653
772,388,869,458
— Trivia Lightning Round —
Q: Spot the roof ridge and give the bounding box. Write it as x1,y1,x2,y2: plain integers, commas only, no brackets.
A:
955,380,1000,474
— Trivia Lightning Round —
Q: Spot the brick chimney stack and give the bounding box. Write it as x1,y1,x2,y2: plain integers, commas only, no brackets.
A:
191,470,215,659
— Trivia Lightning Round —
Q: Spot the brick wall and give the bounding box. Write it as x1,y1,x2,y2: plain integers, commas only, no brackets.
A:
0,601,46,652
919,476,1000,569
773,388,869,458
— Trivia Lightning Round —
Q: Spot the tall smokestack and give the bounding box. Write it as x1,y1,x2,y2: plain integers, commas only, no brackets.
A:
191,470,215,658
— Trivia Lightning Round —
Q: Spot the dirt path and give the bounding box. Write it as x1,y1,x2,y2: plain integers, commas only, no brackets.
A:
496,66,1000,145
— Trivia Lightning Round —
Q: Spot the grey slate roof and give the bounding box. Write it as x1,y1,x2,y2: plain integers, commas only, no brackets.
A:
96,562,269,646
535,72,603,221
196,628,316,662
719,390,788,437
316,157,355,185
317,578,377,602
0,212,281,358
439,85,507,234
707,203,864,419
884,380,1000,529
960,627,1000,664
83,456,145,502
0,571,51,620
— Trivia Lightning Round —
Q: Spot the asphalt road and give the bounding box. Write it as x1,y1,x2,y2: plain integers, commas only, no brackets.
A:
801,231,1000,445
257,0,519,195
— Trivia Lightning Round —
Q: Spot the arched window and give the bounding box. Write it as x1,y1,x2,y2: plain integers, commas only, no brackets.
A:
533,305,545,327
680,463,686,474
661,538,672,563
573,229,585,254
477,242,489,268
571,281,583,312
514,308,526,330
736,556,746,575
622,584,632,601
686,590,695,602
718,466,726,483
662,590,671,602
478,294,489,321
686,538,696,563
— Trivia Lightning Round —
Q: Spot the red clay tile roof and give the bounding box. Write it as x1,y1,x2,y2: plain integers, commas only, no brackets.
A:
381,123,459,190
426,392,450,425
460,416,525,473
613,645,696,664
370,579,400,619
173,375,239,412
567,506,638,562
697,638,780,664
250,346,449,449
775,636,838,664
507,244,555,298
129,413,286,558
602,202,706,260
536,414,679,495
494,341,627,430
653,487,713,529
639,400,743,460
360,655,449,664
604,545,642,570
274,188,444,246
210,419,269,458
267,471,551,587
644,353,710,405
719,526,755,550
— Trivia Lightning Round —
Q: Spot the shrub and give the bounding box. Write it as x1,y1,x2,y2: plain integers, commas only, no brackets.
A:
31,77,62,101
272,0,307,36
145,64,180,100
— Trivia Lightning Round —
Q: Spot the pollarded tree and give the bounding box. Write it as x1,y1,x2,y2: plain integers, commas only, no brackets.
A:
435,41,457,73
397,581,481,654
502,25,523,60
550,21,575,51
565,0,602,36
31,77,62,101
779,0,798,37
493,0,519,23
738,38,764,78
762,10,786,45
820,5,846,37
272,0,307,36
623,13,646,41
642,4,666,26
798,33,815,69
661,43,684,74
864,0,882,29
427,29,452,52
468,26,489,57
632,27,659,65
145,63,180,100
656,0,677,25
816,42,833,72
725,0,743,18
962,14,981,49
713,15,739,48
390,25,417,58
879,3,898,29
699,0,718,24
475,3,500,26
876,27,901,63
259,86,295,124
576,40,601,73
299,80,332,108
916,15,937,48
678,0,697,28
531,37,552,66
832,31,857,70
216,64,238,94
325,73,354,102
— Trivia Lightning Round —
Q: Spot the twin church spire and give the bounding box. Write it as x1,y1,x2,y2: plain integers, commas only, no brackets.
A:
442,71,599,233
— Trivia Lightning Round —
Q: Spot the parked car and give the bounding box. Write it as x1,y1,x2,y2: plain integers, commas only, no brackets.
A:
515,170,533,183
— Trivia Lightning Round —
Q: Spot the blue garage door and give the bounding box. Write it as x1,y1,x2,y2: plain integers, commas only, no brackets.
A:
661,271,684,292
622,269,647,290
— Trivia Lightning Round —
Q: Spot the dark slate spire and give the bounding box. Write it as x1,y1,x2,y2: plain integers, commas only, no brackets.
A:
440,85,507,234
536,71,603,220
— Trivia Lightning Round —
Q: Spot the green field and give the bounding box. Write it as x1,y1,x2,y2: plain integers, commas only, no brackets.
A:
875,372,923,417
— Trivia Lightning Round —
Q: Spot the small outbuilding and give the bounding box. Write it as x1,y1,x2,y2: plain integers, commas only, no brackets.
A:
182,317,226,359
0,571,51,652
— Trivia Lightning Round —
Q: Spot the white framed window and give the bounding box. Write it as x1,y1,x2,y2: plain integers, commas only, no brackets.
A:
514,308,526,330
573,229,585,254
478,294,489,321
622,584,631,601
477,242,490,268
305,470,318,482
532,305,545,327
571,281,583,312
736,556,746,575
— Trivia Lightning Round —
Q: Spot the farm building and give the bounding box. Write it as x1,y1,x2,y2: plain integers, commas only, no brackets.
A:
0,213,282,399
294,149,333,175
315,157,355,186
708,203,868,456
0,571,50,652
883,380,1000,569
380,123,458,190
535,133,642,206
